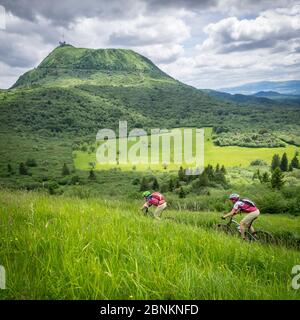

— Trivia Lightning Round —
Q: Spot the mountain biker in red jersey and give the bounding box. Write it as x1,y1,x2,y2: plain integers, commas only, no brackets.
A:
141,191,167,220
222,193,260,240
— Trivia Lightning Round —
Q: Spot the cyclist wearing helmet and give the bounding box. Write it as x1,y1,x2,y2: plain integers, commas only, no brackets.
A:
222,193,260,240
141,191,167,220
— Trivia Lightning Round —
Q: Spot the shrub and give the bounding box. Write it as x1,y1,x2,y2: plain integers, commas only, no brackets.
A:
26,158,37,167
62,163,70,176
19,162,28,175
70,175,80,185
88,169,96,180
250,159,267,166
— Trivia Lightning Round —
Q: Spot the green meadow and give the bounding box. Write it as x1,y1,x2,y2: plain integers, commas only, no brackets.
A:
74,128,299,171
0,189,299,300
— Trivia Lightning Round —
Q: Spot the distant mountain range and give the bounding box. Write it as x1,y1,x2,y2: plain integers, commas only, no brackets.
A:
203,89,300,107
252,91,300,100
219,80,300,96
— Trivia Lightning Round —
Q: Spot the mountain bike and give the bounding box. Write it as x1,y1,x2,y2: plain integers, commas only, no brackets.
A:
216,216,275,244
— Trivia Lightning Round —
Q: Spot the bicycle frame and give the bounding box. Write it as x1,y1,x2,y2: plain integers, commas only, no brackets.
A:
226,216,257,240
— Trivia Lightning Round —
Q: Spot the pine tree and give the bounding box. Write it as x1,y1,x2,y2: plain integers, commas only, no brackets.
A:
280,152,288,172
198,172,209,187
7,164,12,173
178,166,185,181
62,163,70,176
253,169,261,181
220,165,226,174
168,178,174,191
179,187,186,198
215,163,220,173
291,155,299,169
271,167,285,190
152,178,159,190
140,177,148,191
271,154,281,171
288,164,293,172
88,169,96,180
19,162,28,175
205,164,215,180
261,172,270,183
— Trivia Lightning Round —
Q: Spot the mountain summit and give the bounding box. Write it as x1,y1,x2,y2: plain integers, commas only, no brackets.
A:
13,45,170,88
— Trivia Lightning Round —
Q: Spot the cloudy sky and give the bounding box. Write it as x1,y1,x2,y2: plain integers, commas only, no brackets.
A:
0,0,300,89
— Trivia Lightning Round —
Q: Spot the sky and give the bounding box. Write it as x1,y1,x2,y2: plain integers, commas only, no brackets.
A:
0,0,300,89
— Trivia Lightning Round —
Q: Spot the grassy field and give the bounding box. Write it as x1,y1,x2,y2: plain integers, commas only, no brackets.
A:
0,189,299,300
74,128,300,171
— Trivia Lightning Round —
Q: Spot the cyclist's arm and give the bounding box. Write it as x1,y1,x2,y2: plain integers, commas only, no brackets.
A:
223,208,237,218
141,202,151,210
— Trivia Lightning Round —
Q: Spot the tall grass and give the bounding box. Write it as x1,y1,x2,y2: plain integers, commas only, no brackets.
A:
0,190,299,300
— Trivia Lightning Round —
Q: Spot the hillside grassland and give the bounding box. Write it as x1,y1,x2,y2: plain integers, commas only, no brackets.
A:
74,128,300,170
0,190,299,300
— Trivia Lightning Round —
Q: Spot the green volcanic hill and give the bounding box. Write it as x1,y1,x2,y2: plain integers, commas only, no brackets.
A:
0,44,299,138
13,44,170,88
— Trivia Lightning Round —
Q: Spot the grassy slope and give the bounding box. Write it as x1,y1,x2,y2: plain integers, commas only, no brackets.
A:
74,127,300,170
0,190,299,300
0,132,74,188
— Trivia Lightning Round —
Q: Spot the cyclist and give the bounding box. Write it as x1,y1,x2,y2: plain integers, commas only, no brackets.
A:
141,191,167,220
222,193,260,240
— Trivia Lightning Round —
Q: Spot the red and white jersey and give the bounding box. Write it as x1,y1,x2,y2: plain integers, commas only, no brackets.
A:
144,192,166,207
233,199,258,213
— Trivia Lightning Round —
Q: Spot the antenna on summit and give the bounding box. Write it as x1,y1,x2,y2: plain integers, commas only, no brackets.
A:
59,30,66,46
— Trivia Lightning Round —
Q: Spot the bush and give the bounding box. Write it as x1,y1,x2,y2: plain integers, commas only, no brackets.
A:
62,163,70,176
250,159,267,166
255,191,288,214
19,162,28,175
132,178,140,185
26,158,37,167
70,175,81,185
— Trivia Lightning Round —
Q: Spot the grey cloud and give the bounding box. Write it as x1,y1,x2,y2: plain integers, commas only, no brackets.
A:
0,0,295,26
0,0,142,25
145,0,295,13
109,33,155,46
219,39,278,53
145,0,217,11
0,36,37,67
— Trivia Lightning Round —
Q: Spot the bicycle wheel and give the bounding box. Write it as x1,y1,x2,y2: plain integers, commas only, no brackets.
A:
253,230,275,244
215,224,236,235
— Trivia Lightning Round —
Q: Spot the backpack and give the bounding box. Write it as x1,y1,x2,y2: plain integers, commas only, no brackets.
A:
151,192,165,204
241,198,256,207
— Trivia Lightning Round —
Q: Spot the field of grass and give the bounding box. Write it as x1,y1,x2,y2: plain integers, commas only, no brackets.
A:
0,189,299,300
74,127,300,170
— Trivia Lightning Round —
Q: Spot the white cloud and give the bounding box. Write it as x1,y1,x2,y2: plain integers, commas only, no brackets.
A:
108,14,190,46
0,1,300,89
157,4,300,89
199,5,300,53
135,43,184,63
